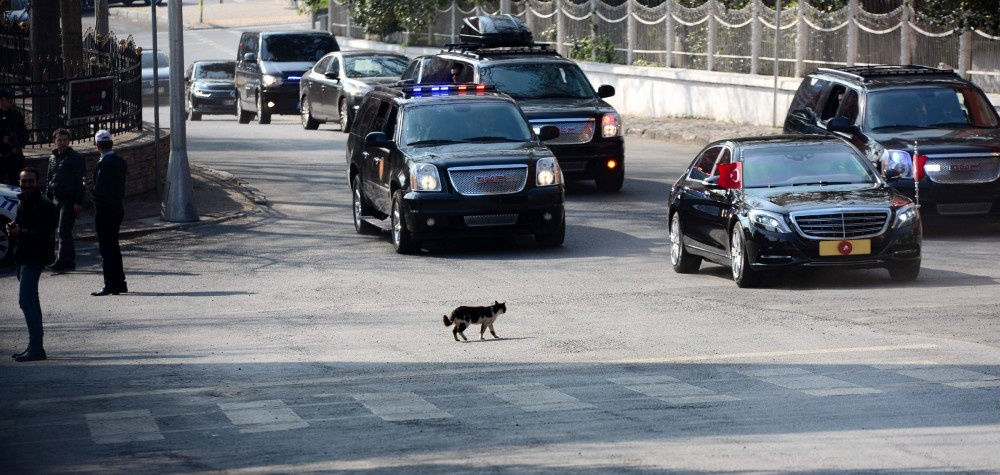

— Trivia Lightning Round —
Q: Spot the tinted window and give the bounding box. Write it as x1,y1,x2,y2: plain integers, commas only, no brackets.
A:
790,76,830,113
194,62,235,79
261,34,338,62
866,86,1000,129
344,55,409,78
689,146,722,181
401,101,532,145
479,63,594,99
313,56,332,73
743,142,877,188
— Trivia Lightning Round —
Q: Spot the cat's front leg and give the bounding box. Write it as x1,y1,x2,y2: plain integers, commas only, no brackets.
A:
488,323,499,339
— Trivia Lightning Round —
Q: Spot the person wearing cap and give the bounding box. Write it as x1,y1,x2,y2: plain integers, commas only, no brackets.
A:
46,128,87,272
89,130,128,296
7,167,58,362
0,86,28,186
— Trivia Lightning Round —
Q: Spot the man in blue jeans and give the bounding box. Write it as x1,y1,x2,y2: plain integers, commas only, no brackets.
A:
7,167,57,362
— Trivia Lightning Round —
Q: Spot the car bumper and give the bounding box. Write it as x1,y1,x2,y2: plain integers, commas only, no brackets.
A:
891,179,1000,216
546,138,625,181
743,220,922,272
260,85,301,115
400,187,564,240
190,96,237,115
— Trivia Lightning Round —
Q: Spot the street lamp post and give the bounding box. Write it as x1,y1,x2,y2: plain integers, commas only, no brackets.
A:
161,0,198,222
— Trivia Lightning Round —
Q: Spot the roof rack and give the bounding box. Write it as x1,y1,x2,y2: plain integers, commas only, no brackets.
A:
441,42,561,59
817,65,959,83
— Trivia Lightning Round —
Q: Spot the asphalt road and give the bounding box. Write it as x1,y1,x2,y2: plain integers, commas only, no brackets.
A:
1,13,999,474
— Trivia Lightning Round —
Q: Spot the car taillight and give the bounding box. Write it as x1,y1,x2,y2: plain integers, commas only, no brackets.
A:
914,154,928,181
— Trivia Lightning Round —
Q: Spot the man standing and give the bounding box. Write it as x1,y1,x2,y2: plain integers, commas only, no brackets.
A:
46,128,86,271
0,86,28,186
90,130,128,296
7,167,58,362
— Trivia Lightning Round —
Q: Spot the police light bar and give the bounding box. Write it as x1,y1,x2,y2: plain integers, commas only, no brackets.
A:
402,83,494,97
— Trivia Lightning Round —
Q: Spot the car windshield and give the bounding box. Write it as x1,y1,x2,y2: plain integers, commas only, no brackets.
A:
141,51,169,68
345,55,408,78
479,63,594,100
195,62,235,79
742,143,878,188
865,86,1000,130
9,0,27,9
261,35,338,62
401,101,533,146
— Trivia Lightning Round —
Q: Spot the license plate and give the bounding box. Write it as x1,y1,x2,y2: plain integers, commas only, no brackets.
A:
223,99,234,105
819,239,871,256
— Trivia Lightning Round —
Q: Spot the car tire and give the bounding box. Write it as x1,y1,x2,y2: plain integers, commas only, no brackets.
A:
301,96,319,130
256,94,271,125
191,112,202,121
595,168,624,192
669,212,701,274
391,190,418,254
535,214,565,248
339,99,350,133
0,217,12,266
236,95,252,124
888,259,921,282
352,175,379,235
730,225,761,288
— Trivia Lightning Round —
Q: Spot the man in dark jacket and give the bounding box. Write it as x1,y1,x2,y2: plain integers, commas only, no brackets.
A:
46,128,86,271
7,167,58,362
90,130,128,296
0,86,28,186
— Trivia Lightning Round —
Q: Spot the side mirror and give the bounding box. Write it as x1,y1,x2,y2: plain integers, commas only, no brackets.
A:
703,175,721,188
537,125,559,142
242,52,257,63
364,131,392,147
325,71,339,80
883,168,901,182
597,85,615,98
827,116,860,135
183,74,190,82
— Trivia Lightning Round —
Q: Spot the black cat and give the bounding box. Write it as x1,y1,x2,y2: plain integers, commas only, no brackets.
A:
443,301,506,342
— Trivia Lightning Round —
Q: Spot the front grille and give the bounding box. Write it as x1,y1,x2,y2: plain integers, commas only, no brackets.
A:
936,202,993,215
925,155,1000,184
790,209,891,240
464,214,519,227
530,118,595,145
448,165,528,196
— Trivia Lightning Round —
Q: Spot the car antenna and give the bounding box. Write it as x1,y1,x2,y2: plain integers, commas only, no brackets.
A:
913,140,920,209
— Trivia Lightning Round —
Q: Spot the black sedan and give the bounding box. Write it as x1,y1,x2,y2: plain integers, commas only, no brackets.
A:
299,50,409,132
184,60,237,121
668,135,922,288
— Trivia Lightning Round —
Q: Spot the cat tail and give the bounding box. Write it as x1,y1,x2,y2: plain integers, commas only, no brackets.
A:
443,315,451,326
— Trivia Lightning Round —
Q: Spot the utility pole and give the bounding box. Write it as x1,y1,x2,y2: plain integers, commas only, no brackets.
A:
161,0,198,222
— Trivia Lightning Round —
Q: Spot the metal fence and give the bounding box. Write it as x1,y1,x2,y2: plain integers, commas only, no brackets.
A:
327,0,1000,93
0,23,142,149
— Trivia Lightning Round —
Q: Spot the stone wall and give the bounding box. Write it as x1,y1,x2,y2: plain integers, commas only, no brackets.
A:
24,129,171,201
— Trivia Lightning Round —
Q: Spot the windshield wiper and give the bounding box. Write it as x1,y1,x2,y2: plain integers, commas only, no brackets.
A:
464,136,522,142
871,124,931,131
407,139,465,146
790,181,858,186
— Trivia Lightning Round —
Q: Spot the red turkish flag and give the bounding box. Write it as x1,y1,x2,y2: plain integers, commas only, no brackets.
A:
717,162,742,189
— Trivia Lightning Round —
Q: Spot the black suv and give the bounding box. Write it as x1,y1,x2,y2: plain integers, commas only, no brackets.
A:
346,84,565,253
400,15,625,192
235,30,339,124
784,65,1000,216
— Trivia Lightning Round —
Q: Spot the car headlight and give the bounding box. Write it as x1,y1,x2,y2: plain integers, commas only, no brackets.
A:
749,209,791,233
893,202,919,228
192,88,211,97
535,157,563,187
601,112,621,138
881,149,913,178
409,163,441,192
262,74,283,87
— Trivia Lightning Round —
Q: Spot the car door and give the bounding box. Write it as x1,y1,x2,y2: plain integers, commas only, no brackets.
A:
324,55,343,120
306,55,332,119
783,76,830,134
362,100,395,213
677,145,732,257
235,32,260,111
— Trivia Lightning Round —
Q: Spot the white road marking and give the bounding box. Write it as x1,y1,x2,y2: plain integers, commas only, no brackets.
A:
895,367,1000,389
218,400,308,433
17,345,937,406
609,375,739,405
351,392,450,421
481,383,594,412
85,409,163,444
738,367,881,397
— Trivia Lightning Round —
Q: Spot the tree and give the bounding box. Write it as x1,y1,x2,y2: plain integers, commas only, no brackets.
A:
917,0,1000,34
348,0,444,42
